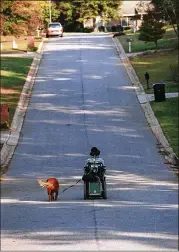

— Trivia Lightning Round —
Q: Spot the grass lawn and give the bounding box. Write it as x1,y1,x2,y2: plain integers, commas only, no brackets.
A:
151,97,179,156
1,35,42,54
118,26,177,53
1,57,33,125
129,50,178,93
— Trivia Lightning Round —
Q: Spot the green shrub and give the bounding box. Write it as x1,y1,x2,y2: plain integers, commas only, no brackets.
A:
116,25,123,32
0,121,9,129
170,64,178,82
99,26,105,32
74,24,84,32
83,27,93,33
64,22,82,32
27,46,38,52
75,27,83,32
111,26,117,32
106,26,112,32
124,27,131,30
111,25,123,32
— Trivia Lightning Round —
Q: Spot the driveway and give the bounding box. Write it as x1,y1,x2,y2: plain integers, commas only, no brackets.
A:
1,33,178,251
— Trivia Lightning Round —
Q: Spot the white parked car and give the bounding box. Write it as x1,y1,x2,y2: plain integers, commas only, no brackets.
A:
46,22,63,37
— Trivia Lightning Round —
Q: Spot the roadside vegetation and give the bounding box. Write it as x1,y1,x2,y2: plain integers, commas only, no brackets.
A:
129,50,178,93
1,1,122,35
118,26,177,53
151,97,178,156
118,23,178,158
1,57,33,125
1,36,43,54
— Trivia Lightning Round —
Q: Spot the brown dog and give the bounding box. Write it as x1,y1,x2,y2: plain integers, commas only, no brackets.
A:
38,178,60,201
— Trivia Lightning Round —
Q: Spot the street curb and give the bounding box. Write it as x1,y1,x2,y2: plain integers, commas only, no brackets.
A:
0,39,45,171
112,37,179,170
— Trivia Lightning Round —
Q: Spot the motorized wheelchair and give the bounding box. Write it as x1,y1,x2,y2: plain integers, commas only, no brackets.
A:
82,147,107,199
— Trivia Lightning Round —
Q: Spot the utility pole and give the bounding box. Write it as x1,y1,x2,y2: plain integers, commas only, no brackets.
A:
49,0,52,23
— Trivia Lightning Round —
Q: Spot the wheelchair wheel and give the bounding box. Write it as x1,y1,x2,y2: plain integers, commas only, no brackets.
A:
102,180,107,199
84,182,89,200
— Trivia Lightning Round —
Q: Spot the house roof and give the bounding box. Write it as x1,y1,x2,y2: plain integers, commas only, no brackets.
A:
121,1,150,16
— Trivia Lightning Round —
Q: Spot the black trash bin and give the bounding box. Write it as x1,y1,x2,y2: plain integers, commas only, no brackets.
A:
153,83,166,102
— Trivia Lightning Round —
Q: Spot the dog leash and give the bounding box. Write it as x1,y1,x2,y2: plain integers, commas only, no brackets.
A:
59,169,93,194
59,178,82,194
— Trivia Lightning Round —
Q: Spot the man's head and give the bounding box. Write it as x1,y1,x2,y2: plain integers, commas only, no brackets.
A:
90,147,100,156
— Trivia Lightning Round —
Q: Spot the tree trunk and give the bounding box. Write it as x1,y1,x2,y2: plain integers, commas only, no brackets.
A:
155,40,158,49
93,18,96,32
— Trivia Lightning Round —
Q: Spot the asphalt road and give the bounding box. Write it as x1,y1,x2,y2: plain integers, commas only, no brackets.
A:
1,33,178,251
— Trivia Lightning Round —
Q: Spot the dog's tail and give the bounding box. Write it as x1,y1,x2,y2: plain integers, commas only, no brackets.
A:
38,179,53,189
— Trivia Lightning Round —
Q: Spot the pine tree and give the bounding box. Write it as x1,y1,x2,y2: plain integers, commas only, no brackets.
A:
138,9,166,47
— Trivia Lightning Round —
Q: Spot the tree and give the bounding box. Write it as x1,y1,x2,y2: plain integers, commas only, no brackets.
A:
54,0,75,26
150,0,179,83
151,0,179,38
10,1,44,35
41,1,60,25
0,0,25,36
54,0,122,29
138,8,166,47
75,0,99,24
0,0,60,36
75,0,122,25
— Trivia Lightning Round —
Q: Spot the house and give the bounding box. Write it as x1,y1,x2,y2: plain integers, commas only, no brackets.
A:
84,1,150,32
106,1,150,32
118,1,150,32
